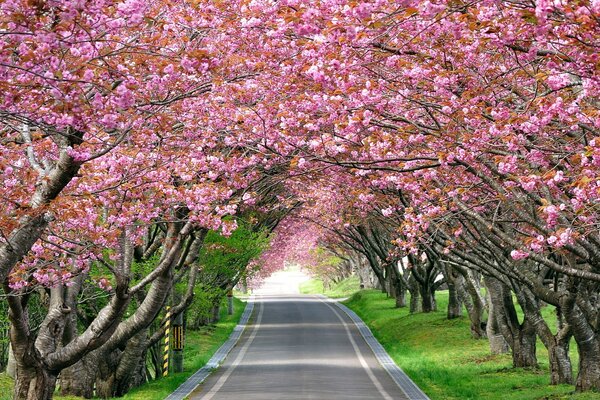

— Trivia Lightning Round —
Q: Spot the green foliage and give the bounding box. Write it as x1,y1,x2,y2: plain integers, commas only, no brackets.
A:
188,285,222,328
199,221,268,284
196,221,268,299
345,290,597,400
185,222,267,328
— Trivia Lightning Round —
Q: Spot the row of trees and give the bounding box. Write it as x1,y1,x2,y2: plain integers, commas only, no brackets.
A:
253,0,599,392
1,0,598,398
0,1,297,398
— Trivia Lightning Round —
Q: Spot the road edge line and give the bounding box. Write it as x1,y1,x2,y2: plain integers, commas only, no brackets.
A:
199,300,264,400
323,295,430,400
164,296,256,400
318,296,394,400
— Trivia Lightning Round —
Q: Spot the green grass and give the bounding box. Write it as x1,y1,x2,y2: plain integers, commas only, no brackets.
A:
0,373,12,400
299,275,361,298
345,290,597,400
0,297,246,400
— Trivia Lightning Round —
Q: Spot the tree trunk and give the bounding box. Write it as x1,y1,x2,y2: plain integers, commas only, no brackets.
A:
562,295,600,391
511,319,538,368
95,350,120,399
59,358,96,398
518,286,573,385
112,331,149,397
548,339,573,385
394,283,406,308
13,364,57,400
444,265,462,319
211,302,221,324
7,343,16,378
407,273,421,313
484,275,537,367
575,340,600,391
419,282,436,313
485,288,509,354
459,270,486,339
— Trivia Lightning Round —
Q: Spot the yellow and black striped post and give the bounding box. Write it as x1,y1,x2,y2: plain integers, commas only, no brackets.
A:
163,306,171,377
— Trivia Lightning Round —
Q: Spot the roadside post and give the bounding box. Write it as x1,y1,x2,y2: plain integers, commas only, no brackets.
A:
173,310,184,373
163,306,171,377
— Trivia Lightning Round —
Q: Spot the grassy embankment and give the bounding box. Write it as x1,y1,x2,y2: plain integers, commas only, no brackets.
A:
302,277,598,400
299,275,360,298
0,297,246,400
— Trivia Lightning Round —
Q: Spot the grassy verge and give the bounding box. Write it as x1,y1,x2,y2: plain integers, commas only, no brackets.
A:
345,290,597,400
299,275,360,298
0,373,12,400
0,297,246,400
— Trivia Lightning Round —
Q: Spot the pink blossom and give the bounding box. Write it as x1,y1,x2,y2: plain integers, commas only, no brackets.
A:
510,249,530,260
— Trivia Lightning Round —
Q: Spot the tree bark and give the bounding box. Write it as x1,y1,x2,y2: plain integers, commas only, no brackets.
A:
484,275,537,367
548,337,573,385
394,282,406,308
518,286,573,384
419,281,437,313
95,330,149,398
444,264,463,319
561,294,600,391
511,319,538,368
59,358,96,398
408,274,421,314
485,289,509,354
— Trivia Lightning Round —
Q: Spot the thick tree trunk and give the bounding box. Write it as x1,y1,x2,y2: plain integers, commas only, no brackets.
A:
385,264,406,308
484,276,537,367
95,350,120,399
548,340,573,385
511,321,538,368
13,364,57,400
518,286,573,385
394,283,406,308
59,358,96,398
114,331,148,396
7,343,16,378
407,273,421,313
460,270,486,339
94,330,149,398
9,291,70,400
444,265,462,319
485,288,509,354
562,295,600,391
419,282,436,313
575,341,600,391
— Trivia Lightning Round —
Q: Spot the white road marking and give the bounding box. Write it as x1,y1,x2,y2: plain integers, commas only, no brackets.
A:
199,300,265,400
319,297,394,400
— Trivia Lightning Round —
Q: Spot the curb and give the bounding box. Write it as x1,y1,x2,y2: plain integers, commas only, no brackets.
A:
330,298,430,400
164,297,255,400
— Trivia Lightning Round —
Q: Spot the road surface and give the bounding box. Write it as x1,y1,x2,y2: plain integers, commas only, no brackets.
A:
190,294,410,400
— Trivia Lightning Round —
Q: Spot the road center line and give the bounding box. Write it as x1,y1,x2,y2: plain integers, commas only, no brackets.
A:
199,299,265,400
319,297,394,400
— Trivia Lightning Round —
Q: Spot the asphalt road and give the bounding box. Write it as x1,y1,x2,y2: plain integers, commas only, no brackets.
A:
191,295,409,400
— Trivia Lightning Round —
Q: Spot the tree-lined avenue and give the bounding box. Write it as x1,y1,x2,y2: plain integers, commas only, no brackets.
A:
1,1,599,398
